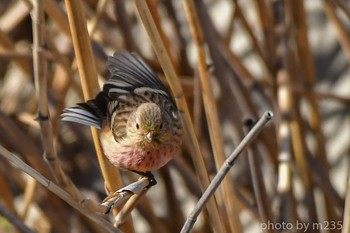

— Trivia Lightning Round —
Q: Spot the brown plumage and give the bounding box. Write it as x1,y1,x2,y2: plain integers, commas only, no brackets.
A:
61,51,183,185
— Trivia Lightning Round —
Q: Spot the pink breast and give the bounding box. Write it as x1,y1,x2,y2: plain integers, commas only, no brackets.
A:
104,143,177,172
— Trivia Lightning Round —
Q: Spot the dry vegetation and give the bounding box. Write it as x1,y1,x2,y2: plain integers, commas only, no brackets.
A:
0,0,349,233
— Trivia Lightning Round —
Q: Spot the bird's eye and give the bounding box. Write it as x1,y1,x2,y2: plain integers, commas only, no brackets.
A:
136,123,140,129
159,123,163,130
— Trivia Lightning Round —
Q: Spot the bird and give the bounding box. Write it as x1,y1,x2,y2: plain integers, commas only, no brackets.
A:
61,51,183,188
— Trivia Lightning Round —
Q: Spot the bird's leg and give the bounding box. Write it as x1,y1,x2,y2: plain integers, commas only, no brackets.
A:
130,170,157,189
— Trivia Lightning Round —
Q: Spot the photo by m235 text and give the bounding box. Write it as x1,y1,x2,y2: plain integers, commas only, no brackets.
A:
260,220,343,232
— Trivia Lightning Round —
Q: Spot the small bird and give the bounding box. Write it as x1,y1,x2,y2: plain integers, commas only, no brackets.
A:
61,51,183,187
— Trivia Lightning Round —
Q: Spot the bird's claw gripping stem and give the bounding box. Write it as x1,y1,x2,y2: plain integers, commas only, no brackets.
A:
131,170,157,190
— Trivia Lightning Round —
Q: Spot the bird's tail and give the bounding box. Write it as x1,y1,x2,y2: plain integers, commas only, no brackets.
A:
61,92,108,129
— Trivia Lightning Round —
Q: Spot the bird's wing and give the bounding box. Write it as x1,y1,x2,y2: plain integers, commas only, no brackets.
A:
105,52,179,142
61,51,178,134
105,51,171,99
61,92,108,129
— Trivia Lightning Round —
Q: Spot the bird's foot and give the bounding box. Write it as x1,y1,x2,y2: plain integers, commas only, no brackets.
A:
131,170,157,190
144,171,157,188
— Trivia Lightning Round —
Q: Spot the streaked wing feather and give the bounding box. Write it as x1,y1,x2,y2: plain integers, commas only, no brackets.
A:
61,116,101,129
61,92,108,129
105,52,169,97
61,106,102,129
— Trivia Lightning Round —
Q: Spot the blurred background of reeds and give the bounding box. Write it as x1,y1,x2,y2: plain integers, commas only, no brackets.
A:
0,0,349,232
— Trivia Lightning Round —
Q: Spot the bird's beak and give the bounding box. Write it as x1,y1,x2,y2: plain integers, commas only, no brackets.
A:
146,132,154,142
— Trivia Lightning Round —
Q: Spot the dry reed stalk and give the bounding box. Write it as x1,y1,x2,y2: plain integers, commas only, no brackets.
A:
182,0,241,232
32,0,89,205
65,0,117,212
0,145,120,233
64,0,135,231
134,1,225,233
64,0,100,99
32,2,116,231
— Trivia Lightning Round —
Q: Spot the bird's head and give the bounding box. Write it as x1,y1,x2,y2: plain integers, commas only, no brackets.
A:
126,103,172,146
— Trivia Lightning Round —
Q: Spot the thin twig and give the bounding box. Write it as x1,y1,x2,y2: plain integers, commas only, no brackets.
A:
0,145,121,233
180,111,273,233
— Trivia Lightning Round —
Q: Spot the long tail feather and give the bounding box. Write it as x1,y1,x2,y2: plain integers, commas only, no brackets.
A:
61,92,108,129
